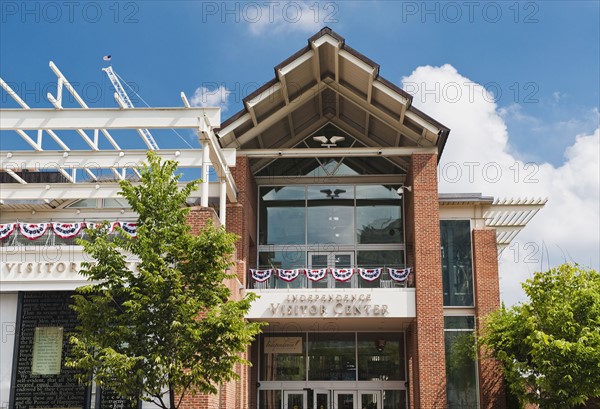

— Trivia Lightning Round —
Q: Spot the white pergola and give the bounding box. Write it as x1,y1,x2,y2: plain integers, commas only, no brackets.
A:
0,62,237,226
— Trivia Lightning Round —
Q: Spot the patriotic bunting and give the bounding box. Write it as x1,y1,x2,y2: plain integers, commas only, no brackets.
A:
388,267,411,282
52,222,84,239
358,268,382,282
331,268,354,282
120,222,138,238
85,221,119,233
19,223,49,240
251,269,273,282
277,269,302,282
0,223,17,240
306,268,328,281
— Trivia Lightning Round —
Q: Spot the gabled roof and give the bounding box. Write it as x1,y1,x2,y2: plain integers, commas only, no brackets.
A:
218,27,450,175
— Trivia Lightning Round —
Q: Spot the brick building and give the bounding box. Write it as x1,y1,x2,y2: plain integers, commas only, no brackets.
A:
0,28,545,409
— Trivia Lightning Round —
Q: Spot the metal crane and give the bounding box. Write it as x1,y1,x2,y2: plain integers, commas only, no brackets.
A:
102,66,159,150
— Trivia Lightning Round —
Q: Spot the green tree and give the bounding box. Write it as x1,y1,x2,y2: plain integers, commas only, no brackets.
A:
480,264,600,408
67,152,263,409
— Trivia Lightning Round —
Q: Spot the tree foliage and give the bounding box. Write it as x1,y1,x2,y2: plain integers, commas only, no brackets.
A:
67,152,263,409
480,264,600,408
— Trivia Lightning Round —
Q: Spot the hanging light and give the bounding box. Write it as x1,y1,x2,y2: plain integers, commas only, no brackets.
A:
375,337,386,353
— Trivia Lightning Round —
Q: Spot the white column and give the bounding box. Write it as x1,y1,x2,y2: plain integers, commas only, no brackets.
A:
201,144,210,208
219,178,227,227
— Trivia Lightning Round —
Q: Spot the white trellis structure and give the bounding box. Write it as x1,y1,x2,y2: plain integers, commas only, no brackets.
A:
0,62,236,227
484,197,548,254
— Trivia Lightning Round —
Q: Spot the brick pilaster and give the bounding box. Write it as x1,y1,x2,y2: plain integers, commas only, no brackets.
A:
473,229,506,409
407,153,447,408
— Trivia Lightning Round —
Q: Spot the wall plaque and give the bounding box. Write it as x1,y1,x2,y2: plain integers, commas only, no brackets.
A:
32,326,63,375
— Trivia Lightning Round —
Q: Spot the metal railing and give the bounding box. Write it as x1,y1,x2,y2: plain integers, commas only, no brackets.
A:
248,267,414,290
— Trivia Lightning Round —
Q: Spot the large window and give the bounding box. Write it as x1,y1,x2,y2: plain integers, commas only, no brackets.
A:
357,333,405,381
260,334,306,381
259,186,306,245
308,333,356,380
444,316,478,409
259,332,406,382
440,220,474,306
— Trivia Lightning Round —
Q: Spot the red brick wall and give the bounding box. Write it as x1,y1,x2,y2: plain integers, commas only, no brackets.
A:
186,206,220,234
407,153,447,408
227,156,258,287
473,228,507,409
180,206,248,408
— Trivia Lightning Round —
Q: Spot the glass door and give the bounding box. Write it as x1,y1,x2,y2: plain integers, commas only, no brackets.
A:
359,391,381,409
334,391,356,409
308,252,354,288
284,390,307,409
314,389,330,409
333,253,354,288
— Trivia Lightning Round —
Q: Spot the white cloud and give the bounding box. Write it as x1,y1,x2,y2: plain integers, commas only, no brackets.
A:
402,64,600,305
245,1,324,36
190,85,231,111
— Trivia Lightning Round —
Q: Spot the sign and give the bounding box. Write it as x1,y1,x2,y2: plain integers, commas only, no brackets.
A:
12,291,86,408
31,326,63,375
269,293,388,317
264,337,303,354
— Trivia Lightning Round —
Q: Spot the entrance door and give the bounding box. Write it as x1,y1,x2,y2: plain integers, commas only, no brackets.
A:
359,391,381,409
314,389,330,409
284,390,307,409
334,391,357,409
308,252,354,288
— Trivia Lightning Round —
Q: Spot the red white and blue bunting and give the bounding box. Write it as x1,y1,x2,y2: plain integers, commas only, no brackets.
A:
331,268,354,282
119,222,138,238
2,221,138,241
306,268,328,281
85,221,119,233
251,269,273,282
19,223,49,240
358,268,382,282
388,267,412,282
277,269,302,282
52,222,84,239
0,223,17,240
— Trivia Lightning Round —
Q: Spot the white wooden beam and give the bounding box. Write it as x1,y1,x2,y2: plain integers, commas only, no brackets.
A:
233,82,322,147
255,174,406,185
238,146,436,158
0,108,221,130
0,182,221,201
0,149,223,171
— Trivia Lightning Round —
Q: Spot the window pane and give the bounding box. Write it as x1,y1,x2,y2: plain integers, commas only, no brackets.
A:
258,251,306,289
440,220,474,306
66,199,97,208
445,331,478,409
357,205,402,244
356,186,402,244
357,333,405,381
307,186,354,245
260,334,305,381
308,333,356,380
357,251,405,288
444,316,475,330
259,186,305,245
383,390,407,409
259,390,282,409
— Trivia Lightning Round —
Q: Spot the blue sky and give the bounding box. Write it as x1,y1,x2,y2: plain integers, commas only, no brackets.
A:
1,1,599,304
1,1,598,162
